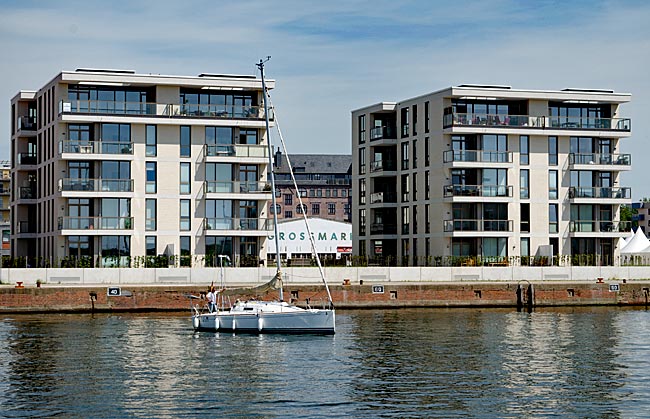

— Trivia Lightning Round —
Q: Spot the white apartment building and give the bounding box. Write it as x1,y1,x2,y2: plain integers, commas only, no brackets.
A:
352,85,632,266
10,68,275,267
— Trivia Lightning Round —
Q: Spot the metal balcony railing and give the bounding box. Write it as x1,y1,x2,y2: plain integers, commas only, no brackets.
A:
568,187,631,199
18,116,37,131
369,191,397,204
443,150,512,163
443,184,513,198
370,223,397,235
59,140,134,155
204,181,271,194
568,153,631,166
203,217,273,231
370,160,397,172
204,144,268,158
569,220,632,233
17,153,37,165
19,187,35,199
370,126,397,140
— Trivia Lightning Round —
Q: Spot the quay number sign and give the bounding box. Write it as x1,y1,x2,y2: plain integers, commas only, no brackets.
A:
609,284,620,292
107,287,122,297
372,285,385,294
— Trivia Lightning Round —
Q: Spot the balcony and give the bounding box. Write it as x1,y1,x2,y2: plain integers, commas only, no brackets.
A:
203,217,273,232
568,153,631,168
17,153,37,165
370,160,397,173
19,187,36,200
443,219,513,232
569,220,632,234
443,150,512,164
443,112,631,132
59,140,134,155
59,178,134,193
369,191,397,204
18,221,36,234
58,216,133,231
18,116,37,131
370,223,397,235
370,126,397,141
204,144,268,159
204,181,271,194
443,184,513,198
568,187,631,200
0,187,9,195
59,100,272,120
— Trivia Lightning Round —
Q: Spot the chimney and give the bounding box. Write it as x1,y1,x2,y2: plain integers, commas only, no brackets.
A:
274,147,282,168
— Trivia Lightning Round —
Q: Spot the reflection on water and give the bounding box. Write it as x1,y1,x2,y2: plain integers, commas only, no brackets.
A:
1,308,650,418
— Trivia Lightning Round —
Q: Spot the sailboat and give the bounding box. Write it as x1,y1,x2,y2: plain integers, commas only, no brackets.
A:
191,58,336,334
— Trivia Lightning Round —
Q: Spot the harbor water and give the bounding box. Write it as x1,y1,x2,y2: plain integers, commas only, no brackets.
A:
2,307,650,418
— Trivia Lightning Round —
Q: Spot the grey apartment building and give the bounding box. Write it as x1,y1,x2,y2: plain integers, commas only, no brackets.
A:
10,68,276,267
352,85,632,265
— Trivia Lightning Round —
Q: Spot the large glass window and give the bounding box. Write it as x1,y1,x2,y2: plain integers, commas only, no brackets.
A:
482,169,508,197
101,198,131,229
402,206,410,235
520,135,529,165
66,236,91,265
521,203,530,232
401,141,409,170
180,199,191,231
359,179,366,205
101,236,130,267
359,209,366,235
67,198,91,229
145,199,156,231
549,136,558,165
359,147,366,175
101,161,130,192
146,236,156,260
549,170,558,199
180,126,191,157
239,129,257,144
206,199,233,229
205,126,233,145
180,236,191,267
482,134,508,162
401,174,410,202
205,237,233,267
401,107,409,138
101,123,131,154
180,162,191,194
146,125,157,157
549,204,559,233
359,114,366,144
520,169,529,199
146,162,157,193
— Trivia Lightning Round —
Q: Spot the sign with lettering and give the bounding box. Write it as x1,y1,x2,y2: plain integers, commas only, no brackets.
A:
267,218,352,256
609,284,620,292
372,285,385,294
107,287,121,297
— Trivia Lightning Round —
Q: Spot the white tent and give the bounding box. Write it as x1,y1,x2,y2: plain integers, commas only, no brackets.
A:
620,228,650,254
623,230,635,245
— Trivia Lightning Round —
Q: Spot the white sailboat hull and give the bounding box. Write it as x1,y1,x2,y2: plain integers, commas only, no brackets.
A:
192,301,335,334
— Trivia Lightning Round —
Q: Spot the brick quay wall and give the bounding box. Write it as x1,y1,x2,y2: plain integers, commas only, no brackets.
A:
1,266,650,312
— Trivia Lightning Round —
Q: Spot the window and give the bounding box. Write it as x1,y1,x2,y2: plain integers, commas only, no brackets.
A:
401,174,410,202
145,199,156,231
180,162,191,194
344,203,351,215
402,206,410,235
309,189,315,197
146,125,157,157
359,147,366,174
101,160,130,192
425,204,430,233
206,126,234,145
284,194,293,205
520,237,530,258
180,236,191,267
520,203,530,233
549,170,558,199
299,188,307,197
425,137,430,166
146,162,156,193
146,236,156,257
549,136,558,165
284,210,293,218
413,205,418,234
359,114,366,144
401,141,409,170
101,198,131,229
520,169,529,199
312,203,320,215
520,135,529,165
325,189,331,198
205,236,233,267
412,172,417,201
425,170,430,199
412,104,418,136
328,203,336,214
549,204,558,233
180,126,191,157
101,123,131,154
239,129,257,144
296,203,307,214
101,235,130,267
317,189,322,198
425,101,430,133
401,107,409,138
359,208,366,235
180,199,190,231
412,139,417,169
270,204,281,215
359,179,366,205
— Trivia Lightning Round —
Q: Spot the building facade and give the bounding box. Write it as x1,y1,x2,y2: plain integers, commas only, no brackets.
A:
10,68,276,267
0,161,10,257
272,150,351,223
352,85,632,266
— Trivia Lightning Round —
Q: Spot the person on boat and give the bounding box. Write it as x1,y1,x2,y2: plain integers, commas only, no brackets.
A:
206,287,216,312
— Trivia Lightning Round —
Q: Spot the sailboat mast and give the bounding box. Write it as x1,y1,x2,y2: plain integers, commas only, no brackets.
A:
257,57,283,301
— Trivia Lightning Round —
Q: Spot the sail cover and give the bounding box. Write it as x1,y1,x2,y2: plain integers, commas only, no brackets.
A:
221,271,283,296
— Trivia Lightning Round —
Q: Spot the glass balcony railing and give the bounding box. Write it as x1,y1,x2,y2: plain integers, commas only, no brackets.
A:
568,153,631,166
370,160,397,172
17,153,37,165
204,144,268,158
370,126,397,141
443,150,512,163
369,191,397,204
19,187,35,199
203,217,273,231
59,140,133,155
443,219,513,232
59,178,134,192
18,221,35,234
569,220,632,233
60,100,272,120
443,184,513,198
568,187,631,199
58,216,133,230
443,111,631,132
370,223,397,235
203,181,271,194
18,116,37,131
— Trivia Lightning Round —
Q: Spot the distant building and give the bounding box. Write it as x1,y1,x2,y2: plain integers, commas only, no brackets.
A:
352,84,632,266
633,202,650,233
272,150,351,223
0,161,9,257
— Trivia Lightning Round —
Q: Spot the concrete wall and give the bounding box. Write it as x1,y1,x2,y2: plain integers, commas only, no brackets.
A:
2,265,650,287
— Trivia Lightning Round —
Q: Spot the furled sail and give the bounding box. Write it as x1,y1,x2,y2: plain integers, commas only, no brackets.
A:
221,271,283,296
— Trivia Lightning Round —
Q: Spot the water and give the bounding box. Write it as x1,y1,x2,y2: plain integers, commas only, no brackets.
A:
1,308,650,418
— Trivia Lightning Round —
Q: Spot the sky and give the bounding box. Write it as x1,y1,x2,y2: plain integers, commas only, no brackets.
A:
1,0,649,198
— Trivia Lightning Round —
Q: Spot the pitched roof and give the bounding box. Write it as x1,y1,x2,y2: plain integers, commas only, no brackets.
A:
275,152,351,174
